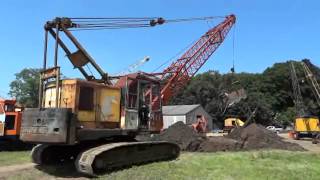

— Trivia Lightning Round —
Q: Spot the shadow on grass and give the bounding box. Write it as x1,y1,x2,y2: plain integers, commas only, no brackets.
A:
33,156,176,178
297,138,313,142
34,162,160,179
34,163,87,178
35,163,138,179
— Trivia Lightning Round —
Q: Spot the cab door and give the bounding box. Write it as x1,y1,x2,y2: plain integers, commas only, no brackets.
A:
124,77,140,129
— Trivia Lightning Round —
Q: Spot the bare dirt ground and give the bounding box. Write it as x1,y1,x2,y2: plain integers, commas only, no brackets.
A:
0,163,34,179
279,133,320,152
0,163,88,180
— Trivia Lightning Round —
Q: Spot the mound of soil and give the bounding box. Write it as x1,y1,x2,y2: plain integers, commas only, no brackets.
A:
151,122,241,152
150,122,304,152
151,121,203,150
197,137,241,152
228,123,304,151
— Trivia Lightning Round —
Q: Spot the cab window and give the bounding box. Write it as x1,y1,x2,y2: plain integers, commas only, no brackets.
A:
79,86,94,110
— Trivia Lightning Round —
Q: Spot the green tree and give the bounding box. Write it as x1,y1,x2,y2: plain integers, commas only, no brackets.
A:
9,68,40,107
276,107,295,127
170,59,320,128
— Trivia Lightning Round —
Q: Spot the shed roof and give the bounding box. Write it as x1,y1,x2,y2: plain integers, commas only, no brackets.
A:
162,104,201,115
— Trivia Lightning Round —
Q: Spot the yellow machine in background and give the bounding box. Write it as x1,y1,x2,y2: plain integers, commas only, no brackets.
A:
223,117,244,133
290,61,320,141
293,117,320,140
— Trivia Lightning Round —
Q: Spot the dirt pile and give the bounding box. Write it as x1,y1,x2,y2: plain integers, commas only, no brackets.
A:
196,137,241,152
151,122,241,152
151,122,304,152
151,121,203,150
227,123,304,151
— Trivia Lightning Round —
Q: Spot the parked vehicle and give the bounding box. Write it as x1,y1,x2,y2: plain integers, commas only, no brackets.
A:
266,126,283,134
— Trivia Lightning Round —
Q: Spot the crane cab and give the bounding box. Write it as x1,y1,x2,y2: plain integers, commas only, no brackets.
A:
20,72,163,145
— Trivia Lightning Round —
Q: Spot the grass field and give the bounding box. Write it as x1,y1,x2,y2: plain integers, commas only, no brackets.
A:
102,151,320,180
0,151,30,167
2,150,320,180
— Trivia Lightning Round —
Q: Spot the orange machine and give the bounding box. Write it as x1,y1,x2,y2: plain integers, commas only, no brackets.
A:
191,116,208,133
0,99,23,141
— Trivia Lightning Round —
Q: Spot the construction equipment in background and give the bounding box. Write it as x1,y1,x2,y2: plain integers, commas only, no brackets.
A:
223,107,257,133
294,117,320,140
223,88,247,108
289,62,320,140
115,56,150,76
191,115,208,133
223,117,244,133
242,107,257,127
301,60,320,107
20,15,236,176
290,62,306,117
221,88,247,115
111,56,150,84
0,99,30,149
221,88,252,133
299,60,320,143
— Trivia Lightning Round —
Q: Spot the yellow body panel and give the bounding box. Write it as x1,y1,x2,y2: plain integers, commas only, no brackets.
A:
44,86,58,108
44,79,77,109
78,111,96,122
43,79,122,128
295,117,320,132
59,80,77,109
98,88,120,122
224,118,244,127
0,122,4,136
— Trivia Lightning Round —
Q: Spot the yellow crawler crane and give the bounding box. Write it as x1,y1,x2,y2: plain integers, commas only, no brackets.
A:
20,17,180,176
290,61,320,140
20,15,236,175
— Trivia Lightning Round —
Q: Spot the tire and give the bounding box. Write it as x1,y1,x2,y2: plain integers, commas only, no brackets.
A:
293,132,300,140
312,139,318,144
312,134,320,144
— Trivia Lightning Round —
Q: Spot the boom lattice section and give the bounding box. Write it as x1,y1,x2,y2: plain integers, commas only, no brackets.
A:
159,15,236,104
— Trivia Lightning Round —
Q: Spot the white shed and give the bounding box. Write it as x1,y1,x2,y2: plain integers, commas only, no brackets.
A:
162,104,212,130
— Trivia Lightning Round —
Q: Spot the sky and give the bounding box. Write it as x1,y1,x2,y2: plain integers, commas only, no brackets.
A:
0,0,319,97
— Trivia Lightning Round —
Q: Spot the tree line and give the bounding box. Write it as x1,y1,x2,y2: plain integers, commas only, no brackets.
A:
170,59,320,128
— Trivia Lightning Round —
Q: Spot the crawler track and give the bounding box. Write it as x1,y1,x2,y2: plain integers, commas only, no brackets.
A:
31,141,180,176
76,141,180,176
